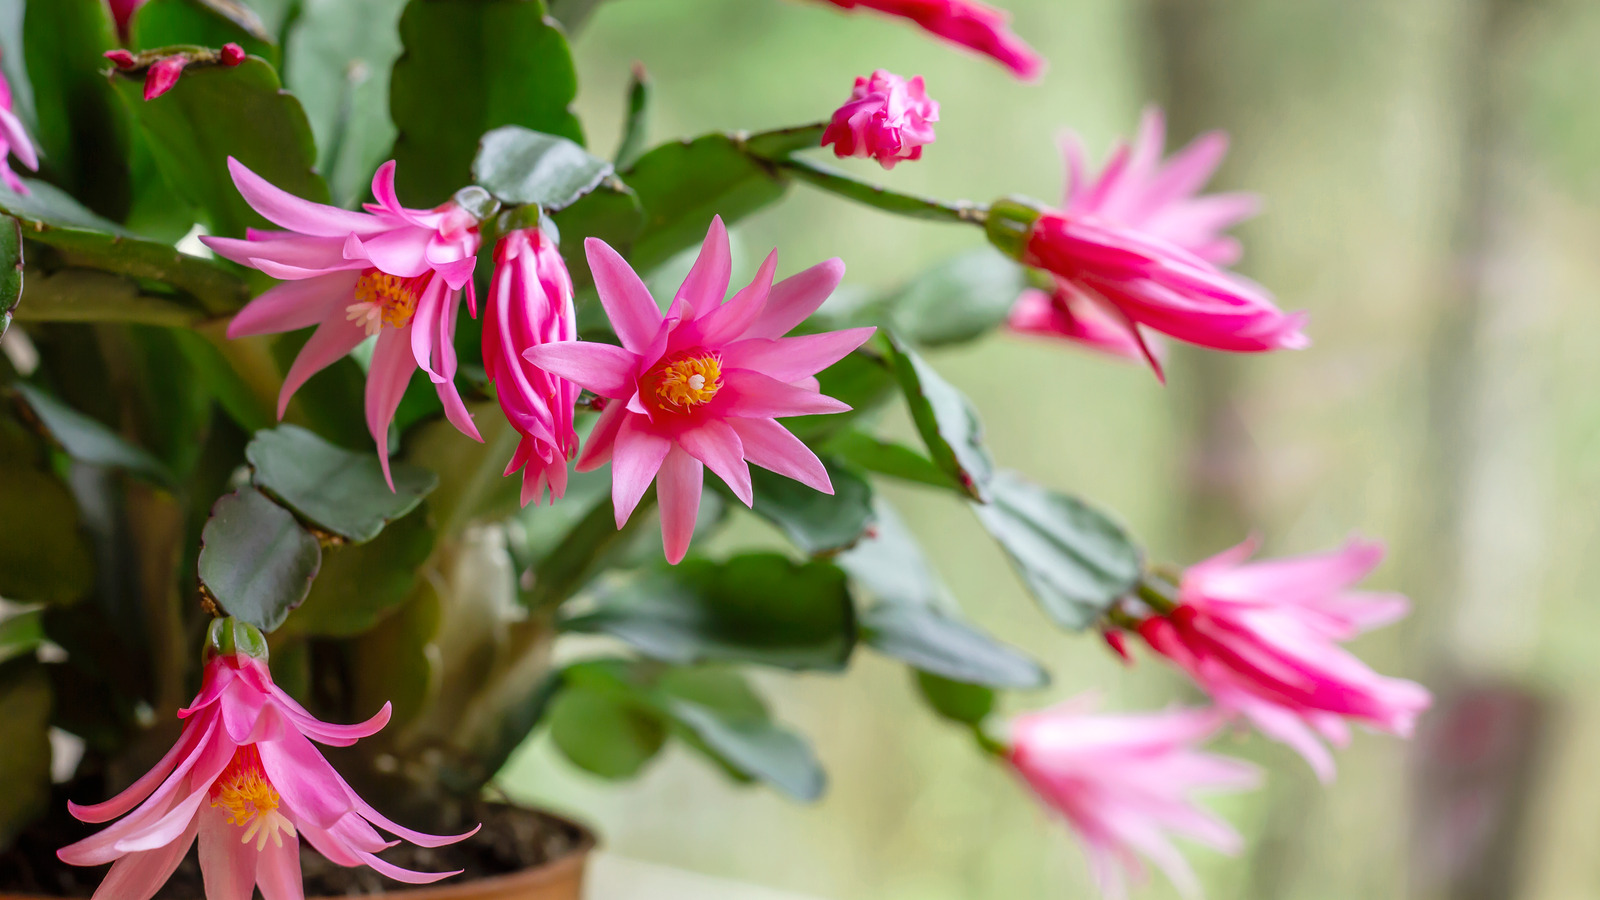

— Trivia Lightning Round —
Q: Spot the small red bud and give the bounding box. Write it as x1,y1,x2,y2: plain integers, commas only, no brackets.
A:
143,56,187,101
219,43,246,66
103,49,137,69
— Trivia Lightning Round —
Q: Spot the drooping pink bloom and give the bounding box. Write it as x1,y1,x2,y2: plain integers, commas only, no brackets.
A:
1011,108,1306,380
821,70,939,170
143,55,188,100
0,55,39,195
484,228,579,507
201,157,482,487
1133,536,1433,782
58,628,477,900
812,0,1044,81
1008,697,1259,900
108,0,148,37
522,217,874,564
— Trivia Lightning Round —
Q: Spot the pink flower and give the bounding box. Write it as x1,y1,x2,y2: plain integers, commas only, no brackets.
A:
814,0,1045,81
0,57,39,195
143,55,188,100
522,217,875,564
58,623,477,900
201,157,482,487
1008,697,1259,900
1134,536,1433,781
484,228,580,507
1011,108,1306,380
822,70,939,170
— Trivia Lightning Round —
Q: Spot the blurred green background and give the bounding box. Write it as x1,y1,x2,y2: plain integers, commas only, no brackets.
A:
496,0,1600,898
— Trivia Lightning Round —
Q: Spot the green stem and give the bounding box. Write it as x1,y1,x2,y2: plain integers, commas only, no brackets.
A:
774,156,987,226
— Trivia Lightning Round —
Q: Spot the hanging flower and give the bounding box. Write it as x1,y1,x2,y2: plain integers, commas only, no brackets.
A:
58,620,477,900
107,0,147,37
201,157,483,486
521,216,875,564
1132,536,1432,781
822,70,939,169
1003,108,1305,379
1007,697,1259,900
811,0,1045,81
0,55,39,195
484,227,580,507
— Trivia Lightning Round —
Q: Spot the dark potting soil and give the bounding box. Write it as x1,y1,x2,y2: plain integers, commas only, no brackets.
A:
0,803,587,898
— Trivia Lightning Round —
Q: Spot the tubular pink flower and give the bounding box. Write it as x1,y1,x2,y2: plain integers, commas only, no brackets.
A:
522,216,874,564
201,157,483,487
59,650,477,900
812,0,1045,81
1008,697,1259,900
1134,536,1433,782
484,228,579,507
0,57,39,195
821,70,939,170
1011,108,1306,380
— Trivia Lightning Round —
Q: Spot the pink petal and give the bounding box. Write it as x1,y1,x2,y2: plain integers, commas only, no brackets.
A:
611,416,671,527
353,850,461,885
68,715,208,824
89,817,199,900
350,794,480,848
585,238,661,353
720,369,851,419
227,271,360,339
678,420,750,507
576,400,627,472
743,258,845,339
674,215,732,312
258,731,355,830
277,314,368,419
689,245,773,347
204,232,349,271
227,157,386,238
0,106,38,172
198,805,258,900
726,418,832,494
365,327,419,490
719,326,876,383
343,227,434,279
521,341,637,399
656,445,703,565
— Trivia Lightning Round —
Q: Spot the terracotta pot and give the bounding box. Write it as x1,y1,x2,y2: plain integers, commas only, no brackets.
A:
0,810,595,900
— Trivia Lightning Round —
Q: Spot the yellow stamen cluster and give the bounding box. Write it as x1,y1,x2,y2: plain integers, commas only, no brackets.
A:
653,354,723,410
347,270,423,336
211,756,297,851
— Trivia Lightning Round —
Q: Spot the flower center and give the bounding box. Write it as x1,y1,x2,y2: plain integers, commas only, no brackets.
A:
210,747,297,851
346,269,425,336
650,353,723,411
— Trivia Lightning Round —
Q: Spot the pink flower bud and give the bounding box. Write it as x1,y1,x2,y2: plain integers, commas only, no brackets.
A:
219,43,246,66
103,49,137,69
821,70,938,170
107,0,147,38
484,228,581,507
143,55,188,100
